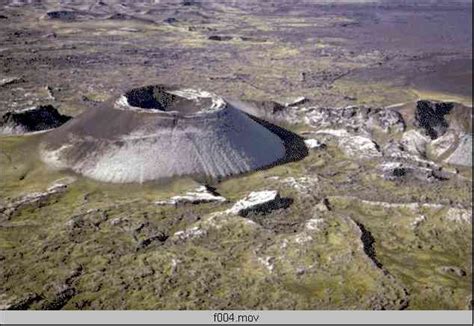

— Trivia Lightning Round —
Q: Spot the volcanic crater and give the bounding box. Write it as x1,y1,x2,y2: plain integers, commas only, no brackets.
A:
40,85,307,183
119,85,217,115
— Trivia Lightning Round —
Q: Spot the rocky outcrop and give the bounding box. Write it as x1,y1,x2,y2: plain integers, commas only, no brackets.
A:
386,101,472,167
315,129,381,159
437,266,467,278
285,96,309,107
329,196,471,224
0,105,71,135
0,180,72,220
4,293,41,310
302,106,405,134
400,129,430,157
427,130,457,158
379,161,451,182
0,77,21,87
445,134,472,167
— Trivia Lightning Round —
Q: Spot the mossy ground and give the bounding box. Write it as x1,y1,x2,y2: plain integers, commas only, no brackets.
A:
1,129,471,310
0,1,472,311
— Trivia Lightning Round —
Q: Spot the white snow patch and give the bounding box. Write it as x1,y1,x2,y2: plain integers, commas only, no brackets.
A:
401,129,430,156
294,233,313,244
170,258,181,274
281,176,319,195
445,208,471,224
285,96,308,107
168,88,226,112
331,196,445,211
304,138,324,149
226,190,280,215
385,102,408,109
257,256,275,272
173,226,206,241
115,88,226,114
315,129,380,158
305,218,325,231
411,215,426,228
338,135,381,158
156,186,226,206
110,217,128,226
47,176,77,192
445,134,472,167
40,144,73,169
0,77,20,86
380,161,404,170
315,128,350,137
429,130,457,158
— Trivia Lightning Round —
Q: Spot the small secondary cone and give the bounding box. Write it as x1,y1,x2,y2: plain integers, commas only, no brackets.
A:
40,85,289,183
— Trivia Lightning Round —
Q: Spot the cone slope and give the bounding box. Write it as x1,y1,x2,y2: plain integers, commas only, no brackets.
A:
40,86,287,183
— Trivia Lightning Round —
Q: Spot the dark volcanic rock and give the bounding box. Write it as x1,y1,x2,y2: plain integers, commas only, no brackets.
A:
251,100,286,114
381,162,444,182
42,287,76,310
208,35,233,41
6,293,41,310
164,17,178,24
0,105,71,134
45,11,78,21
415,100,453,139
228,190,293,217
438,266,467,278
136,232,169,250
182,0,198,6
354,221,383,270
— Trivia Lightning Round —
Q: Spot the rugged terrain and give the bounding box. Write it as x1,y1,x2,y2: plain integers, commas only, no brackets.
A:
0,0,472,310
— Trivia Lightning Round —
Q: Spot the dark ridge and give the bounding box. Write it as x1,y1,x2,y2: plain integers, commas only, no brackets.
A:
354,220,384,270
208,35,233,41
164,17,178,24
239,197,294,218
354,218,411,310
0,105,71,133
393,167,406,177
251,100,286,114
183,0,199,6
123,85,212,114
106,13,156,24
136,232,169,251
42,288,75,310
239,36,267,43
415,100,453,139
6,293,42,310
45,11,78,21
193,114,308,185
248,114,309,164
107,13,131,20
204,185,222,197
